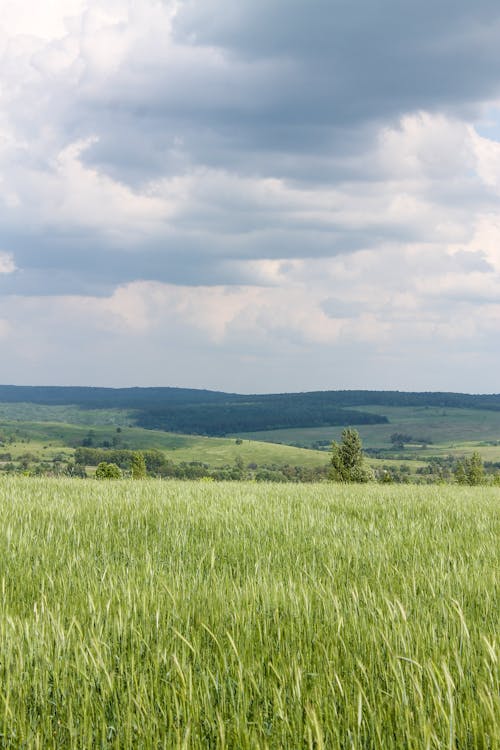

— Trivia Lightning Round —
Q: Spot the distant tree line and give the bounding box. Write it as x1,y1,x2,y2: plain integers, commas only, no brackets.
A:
1,442,498,484
2,385,500,411
74,447,330,482
390,432,433,449
134,403,387,435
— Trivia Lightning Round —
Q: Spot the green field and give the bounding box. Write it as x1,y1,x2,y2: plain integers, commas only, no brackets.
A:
0,478,498,748
0,419,328,469
3,403,500,482
234,406,500,459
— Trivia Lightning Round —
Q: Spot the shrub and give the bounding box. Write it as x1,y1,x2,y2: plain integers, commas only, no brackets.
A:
95,462,122,480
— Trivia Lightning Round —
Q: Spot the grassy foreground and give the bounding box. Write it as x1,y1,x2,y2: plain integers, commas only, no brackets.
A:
0,479,498,749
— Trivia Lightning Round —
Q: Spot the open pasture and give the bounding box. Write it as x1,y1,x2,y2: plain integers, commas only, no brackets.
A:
0,479,498,748
0,419,327,470
234,406,500,460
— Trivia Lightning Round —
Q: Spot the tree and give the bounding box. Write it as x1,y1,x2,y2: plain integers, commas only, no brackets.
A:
82,430,96,447
131,451,147,479
454,452,484,486
378,469,394,484
390,432,412,449
65,461,87,478
95,462,122,479
454,461,468,485
467,451,485,485
330,428,371,483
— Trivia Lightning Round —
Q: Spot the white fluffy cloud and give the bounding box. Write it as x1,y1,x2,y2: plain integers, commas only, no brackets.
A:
0,252,16,273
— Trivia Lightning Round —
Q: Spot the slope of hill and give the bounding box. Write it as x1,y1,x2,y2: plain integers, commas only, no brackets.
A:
0,418,329,470
1,386,500,456
0,386,393,434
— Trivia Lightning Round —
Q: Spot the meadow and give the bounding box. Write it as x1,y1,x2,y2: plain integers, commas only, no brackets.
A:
0,478,498,748
0,418,328,470
234,406,500,460
3,400,500,483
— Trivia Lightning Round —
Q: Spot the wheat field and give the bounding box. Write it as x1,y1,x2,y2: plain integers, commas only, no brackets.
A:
0,478,498,748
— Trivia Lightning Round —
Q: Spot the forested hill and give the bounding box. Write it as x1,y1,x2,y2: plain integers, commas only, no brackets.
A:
1,386,500,436
0,385,231,408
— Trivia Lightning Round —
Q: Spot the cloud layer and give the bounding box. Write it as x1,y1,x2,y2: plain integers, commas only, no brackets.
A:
1,0,500,390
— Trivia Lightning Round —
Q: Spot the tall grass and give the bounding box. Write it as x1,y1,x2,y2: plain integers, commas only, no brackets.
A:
0,478,498,748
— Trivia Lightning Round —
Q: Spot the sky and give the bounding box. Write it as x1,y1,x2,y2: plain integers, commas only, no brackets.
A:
2,0,500,393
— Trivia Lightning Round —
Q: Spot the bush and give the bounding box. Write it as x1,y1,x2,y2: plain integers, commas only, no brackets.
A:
131,452,147,479
95,462,122,480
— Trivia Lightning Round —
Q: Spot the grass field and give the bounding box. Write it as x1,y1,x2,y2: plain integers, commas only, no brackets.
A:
0,419,328,469
234,406,500,460
0,478,498,748
4,403,500,478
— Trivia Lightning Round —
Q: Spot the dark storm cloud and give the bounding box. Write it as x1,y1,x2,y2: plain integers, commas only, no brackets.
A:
68,0,500,187
173,0,500,117
2,0,500,307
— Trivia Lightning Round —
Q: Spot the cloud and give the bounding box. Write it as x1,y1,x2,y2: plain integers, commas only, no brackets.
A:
0,252,16,274
1,1,500,389
174,0,500,121
2,263,500,392
0,113,497,297
0,319,10,338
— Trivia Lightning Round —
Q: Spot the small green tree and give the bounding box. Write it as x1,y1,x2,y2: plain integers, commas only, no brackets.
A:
330,428,371,483
131,451,147,479
378,469,394,484
95,462,122,479
454,461,468,485
454,452,484,485
466,451,485,485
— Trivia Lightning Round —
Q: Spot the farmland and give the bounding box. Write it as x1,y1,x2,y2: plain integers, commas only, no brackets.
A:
2,390,500,481
0,418,328,475
0,478,498,748
0,386,500,482
234,405,500,459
